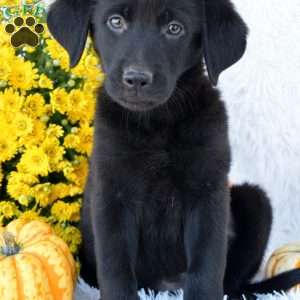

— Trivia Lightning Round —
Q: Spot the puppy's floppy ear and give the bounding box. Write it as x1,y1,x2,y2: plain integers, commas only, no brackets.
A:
203,0,248,85
47,0,91,67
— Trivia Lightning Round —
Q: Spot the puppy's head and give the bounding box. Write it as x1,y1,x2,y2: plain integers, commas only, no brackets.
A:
47,0,247,112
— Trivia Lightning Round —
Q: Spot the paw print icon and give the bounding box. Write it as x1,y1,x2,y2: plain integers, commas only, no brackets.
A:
5,16,44,48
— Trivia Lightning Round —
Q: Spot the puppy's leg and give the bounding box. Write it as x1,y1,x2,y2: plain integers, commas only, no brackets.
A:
79,179,98,287
184,184,230,300
91,182,139,300
224,184,272,296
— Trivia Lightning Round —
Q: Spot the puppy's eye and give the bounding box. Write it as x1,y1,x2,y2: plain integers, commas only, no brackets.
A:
107,15,127,32
166,22,184,37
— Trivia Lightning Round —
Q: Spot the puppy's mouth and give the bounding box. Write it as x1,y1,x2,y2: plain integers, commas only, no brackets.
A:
116,98,161,112
104,78,171,112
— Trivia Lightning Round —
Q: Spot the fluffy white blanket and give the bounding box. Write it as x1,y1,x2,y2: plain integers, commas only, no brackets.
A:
221,0,300,259
74,278,300,300
44,0,300,299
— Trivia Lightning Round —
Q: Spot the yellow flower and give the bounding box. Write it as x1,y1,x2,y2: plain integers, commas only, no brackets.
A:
86,66,104,85
23,94,46,118
42,104,53,119
31,183,53,207
49,183,69,202
50,88,69,114
46,39,70,71
83,80,98,93
71,64,86,78
41,137,65,168
19,120,46,147
0,60,11,82
67,92,96,124
0,134,18,163
18,195,32,206
0,88,24,112
84,54,100,68
0,24,12,46
64,157,89,188
38,74,54,89
0,45,15,61
64,124,94,155
0,112,14,134
66,89,91,123
23,46,36,53
46,124,64,138
7,181,31,203
51,201,81,222
0,201,19,219
77,124,94,155
72,50,102,81
48,183,81,202
7,171,37,203
1,0,20,5
68,89,88,110
19,210,44,222
8,171,38,186
67,91,98,124
13,113,34,138
18,147,50,176
8,59,38,90
54,224,82,254
64,133,80,149
64,125,94,155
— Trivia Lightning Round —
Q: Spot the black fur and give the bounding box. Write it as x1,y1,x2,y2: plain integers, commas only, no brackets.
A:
225,184,272,296
47,0,299,299
203,0,248,84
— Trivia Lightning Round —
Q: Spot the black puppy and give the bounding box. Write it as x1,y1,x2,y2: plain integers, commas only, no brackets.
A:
47,0,300,299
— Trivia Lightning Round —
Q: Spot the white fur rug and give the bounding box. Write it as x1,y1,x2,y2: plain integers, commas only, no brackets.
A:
43,0,300,299
221,0,300,259
74,278,300,300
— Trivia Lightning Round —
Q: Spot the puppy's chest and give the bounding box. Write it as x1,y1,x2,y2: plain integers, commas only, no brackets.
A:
138,184,185,269
130,129,197,208
126,132,193,267
135,131,191,183
136,146,186,239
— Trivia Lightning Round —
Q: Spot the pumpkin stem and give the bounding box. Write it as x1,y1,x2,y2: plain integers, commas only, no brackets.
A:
1,232,21,256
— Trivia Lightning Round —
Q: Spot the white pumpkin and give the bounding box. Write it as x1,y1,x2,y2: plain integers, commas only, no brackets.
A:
266,242,300,292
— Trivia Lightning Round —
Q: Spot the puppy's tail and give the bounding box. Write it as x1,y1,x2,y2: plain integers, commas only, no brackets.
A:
228,183,300,298
243,269,300,295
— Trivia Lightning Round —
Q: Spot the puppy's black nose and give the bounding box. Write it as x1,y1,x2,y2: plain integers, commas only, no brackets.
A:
123,68,153,89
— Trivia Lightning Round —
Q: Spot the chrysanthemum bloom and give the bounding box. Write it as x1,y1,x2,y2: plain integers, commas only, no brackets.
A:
38,74,54,89
8,60,39,90
18,146,50,176
0,61,11,82
14,113,34,138
0,88,24,112
50,88,69,114
0,201,19,221
23,94,46,117
0,134,18,162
